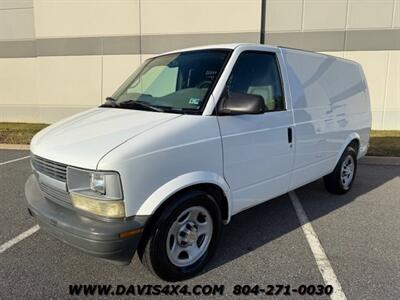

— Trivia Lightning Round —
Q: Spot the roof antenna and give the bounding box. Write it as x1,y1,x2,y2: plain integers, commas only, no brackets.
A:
260,0,266,44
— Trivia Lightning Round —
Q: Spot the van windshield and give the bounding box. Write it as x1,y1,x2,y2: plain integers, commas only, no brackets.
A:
105,50,231,114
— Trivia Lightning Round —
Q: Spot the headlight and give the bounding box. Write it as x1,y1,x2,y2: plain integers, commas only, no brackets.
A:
90,173,106,195
66,167,125,218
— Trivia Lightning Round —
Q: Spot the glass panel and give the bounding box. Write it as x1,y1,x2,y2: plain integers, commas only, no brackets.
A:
111,50,230,113
227,51,284,111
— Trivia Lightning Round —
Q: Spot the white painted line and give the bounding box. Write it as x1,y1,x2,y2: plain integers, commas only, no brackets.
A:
0,225,40,254
0,155,30,166
289,191,347,300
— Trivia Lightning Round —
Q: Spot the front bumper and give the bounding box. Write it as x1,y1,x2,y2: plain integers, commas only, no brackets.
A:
25,174,148,265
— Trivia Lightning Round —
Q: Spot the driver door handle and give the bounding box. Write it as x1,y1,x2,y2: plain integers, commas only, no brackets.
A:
288,127,293,144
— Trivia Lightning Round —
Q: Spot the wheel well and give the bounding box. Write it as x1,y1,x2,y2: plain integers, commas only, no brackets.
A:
194,183,229,222
136,183,229,258
349,138,360,155
155,183,229,222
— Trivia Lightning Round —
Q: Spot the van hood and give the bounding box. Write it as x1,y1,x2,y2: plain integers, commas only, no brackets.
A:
30,108,181,169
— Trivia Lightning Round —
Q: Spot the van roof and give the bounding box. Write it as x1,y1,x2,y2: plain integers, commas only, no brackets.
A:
162,43,278,54
157,43,359,66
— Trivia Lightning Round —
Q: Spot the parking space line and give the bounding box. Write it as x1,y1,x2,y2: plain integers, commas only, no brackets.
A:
289,191,347,300
0,225,40,254
0,155,30,166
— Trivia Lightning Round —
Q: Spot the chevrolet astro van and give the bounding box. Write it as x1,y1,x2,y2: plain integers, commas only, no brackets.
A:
25,44,371,281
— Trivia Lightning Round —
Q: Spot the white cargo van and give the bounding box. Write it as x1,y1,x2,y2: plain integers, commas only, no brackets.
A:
25,44,371,281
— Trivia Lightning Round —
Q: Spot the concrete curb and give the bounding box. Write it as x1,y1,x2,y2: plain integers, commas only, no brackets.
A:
0,144,30,150
360,156,400,166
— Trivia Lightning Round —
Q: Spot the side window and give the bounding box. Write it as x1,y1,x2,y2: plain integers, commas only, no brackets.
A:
226,51,285,111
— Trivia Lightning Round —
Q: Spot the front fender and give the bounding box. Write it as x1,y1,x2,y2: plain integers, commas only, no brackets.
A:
135,171,233,222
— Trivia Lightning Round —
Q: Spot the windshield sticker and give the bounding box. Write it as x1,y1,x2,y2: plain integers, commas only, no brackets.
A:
188,98,200,105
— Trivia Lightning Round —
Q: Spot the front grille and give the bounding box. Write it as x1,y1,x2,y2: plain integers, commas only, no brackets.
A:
39,182,71,204
31,155,67,182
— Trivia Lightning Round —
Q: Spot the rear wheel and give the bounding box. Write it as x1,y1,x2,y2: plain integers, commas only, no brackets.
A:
139,191,221,281
324,146,357,194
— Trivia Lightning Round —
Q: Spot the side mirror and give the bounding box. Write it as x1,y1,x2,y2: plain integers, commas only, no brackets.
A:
218,92,265,115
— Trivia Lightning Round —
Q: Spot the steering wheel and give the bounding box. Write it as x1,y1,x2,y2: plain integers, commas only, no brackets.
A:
195,80,212,89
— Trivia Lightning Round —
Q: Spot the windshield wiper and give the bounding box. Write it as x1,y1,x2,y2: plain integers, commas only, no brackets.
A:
100,97,199,114
118,100,164,112
100,97,163,112
100,97,118,108
162,107,201,114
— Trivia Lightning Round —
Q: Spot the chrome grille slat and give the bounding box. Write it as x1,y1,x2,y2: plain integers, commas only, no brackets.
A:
31,154,67,168
33,160,66,171
39,182,71,204
34,165,66,179
31,155,67,182
33,163,66,175
33,164,66,181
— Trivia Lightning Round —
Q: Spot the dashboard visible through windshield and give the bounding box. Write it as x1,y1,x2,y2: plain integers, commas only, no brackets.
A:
103,49,232,114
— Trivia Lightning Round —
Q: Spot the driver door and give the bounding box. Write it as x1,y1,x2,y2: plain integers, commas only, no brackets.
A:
217,50,295,214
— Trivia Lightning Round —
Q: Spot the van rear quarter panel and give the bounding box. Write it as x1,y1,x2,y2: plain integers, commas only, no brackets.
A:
281,48,371,189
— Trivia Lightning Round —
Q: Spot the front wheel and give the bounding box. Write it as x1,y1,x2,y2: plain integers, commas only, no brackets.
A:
324,146,358,194
139,191,222,281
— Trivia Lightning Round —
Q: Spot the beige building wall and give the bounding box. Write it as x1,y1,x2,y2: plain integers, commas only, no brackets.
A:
0,0,36,122
0,0,260,123
33,0,142,123
266,0,400,130
0,0,399,129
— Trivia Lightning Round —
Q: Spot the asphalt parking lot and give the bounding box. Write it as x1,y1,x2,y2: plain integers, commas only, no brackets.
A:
0,149,399,299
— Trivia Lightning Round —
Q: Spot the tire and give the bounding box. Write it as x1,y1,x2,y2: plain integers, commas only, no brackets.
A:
324,146,358,194
139,190,222,281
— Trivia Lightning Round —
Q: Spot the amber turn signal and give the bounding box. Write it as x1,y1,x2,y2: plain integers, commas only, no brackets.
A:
119,227,144,238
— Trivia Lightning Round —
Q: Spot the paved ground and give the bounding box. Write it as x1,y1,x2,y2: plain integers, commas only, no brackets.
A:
0,150,399,299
